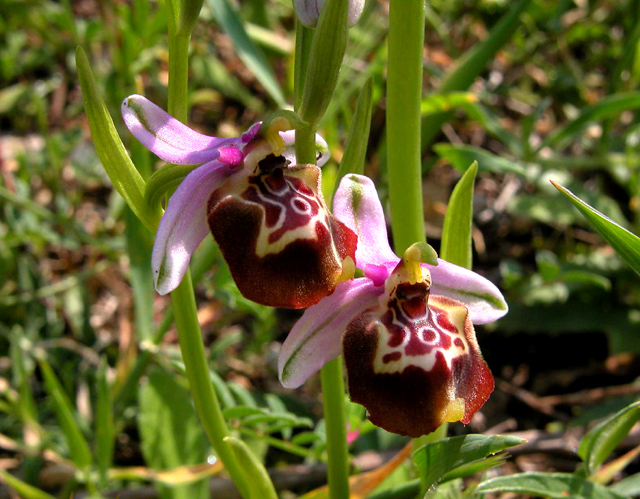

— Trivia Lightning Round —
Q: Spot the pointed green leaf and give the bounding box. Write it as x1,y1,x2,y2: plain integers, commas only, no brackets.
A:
224,436,278,499
441,161,477,269
138,366,209,499
38,359,93,469
205,0,285,107
543,92,640,149
552,182,640,278
610,472,640,497
578,402,640,475
75,47,161,233
413,434,525,491
335,77,374,190
476,472,626,499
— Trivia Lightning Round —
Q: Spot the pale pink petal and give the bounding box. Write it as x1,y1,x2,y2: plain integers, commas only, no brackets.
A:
333,174,398,269
122,95,259,164
152,160,236,295
278,278,380,388
427,259,508,325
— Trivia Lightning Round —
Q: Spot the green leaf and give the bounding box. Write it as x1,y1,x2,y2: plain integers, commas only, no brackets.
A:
440,161,477,269
543,92,640,149
224,436,278,499
434,143,527,176
476,472,626,499
205,0,285,107
610,472,640,497
75,47,161,233
0,470,57,499
578,401,640,475
552,182,640,278
421,0,533,150
413,434,525,491
223,406,268,420
334,76,374,195
38,358,93,469
138,366,209,499
95,360,114,488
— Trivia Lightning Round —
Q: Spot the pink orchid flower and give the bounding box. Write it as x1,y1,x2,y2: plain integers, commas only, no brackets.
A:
278,174,508,437
122,95,357,308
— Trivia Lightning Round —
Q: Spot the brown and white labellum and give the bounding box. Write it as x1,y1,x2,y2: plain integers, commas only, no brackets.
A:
343,262,494,437
207,155,357,309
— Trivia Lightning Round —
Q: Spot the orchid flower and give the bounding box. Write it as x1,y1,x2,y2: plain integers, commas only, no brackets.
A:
278,174,508,437
122,95,357,308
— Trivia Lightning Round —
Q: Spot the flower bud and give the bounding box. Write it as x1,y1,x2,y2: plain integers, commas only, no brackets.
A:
294,0,364,28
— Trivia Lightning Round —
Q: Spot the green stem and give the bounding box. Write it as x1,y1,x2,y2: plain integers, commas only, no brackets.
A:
386,0,426,254
321,357,350,499
170,275,251,499
166,23,252,499
387,0,450,447
168,33,191,122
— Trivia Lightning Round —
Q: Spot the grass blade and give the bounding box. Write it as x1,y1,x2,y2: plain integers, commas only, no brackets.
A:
38,358,93,469
552,181,640,277
206,0,286,107
440,161,477,269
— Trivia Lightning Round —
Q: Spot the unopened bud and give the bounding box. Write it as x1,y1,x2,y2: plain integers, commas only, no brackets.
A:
294,0,364,28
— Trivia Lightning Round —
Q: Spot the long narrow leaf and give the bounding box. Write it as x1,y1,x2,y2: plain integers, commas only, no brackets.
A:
421,0,533,150
38,359,93,469
0,470,57,499
440,161,477,269
578,402,640,476
334,77,374,192
476,472,626,499
206,0,286,106
552,182,640,277
76,47,161,232
95,360,114,488
543,92,640,149
413,434,525,491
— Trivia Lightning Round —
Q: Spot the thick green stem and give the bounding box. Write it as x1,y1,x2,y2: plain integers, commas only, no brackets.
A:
170,275,250,498
321,357,350,499
386,0,426,254
166,25,251,499
387,0,449,447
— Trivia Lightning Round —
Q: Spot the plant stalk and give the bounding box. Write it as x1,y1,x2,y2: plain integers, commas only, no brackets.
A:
166,26,252,499
386,0,426,254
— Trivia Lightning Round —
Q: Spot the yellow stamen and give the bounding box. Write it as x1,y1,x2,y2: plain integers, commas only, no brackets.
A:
337,256,356,284
403,245,427,284
265,116,291,155
440,398,465,423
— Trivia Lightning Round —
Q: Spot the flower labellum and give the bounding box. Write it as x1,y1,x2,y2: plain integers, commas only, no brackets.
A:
294,0,365,28
122,95,357,308
278,174,508,437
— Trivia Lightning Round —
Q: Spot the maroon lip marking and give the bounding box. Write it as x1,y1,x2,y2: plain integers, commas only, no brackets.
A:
383,352,402,364
207,163,357,309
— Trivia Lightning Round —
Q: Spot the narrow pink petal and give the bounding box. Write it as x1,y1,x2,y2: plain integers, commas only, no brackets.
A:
333,174,398,269
122,95,253,164
278,278,381,388
427,259,508,325
152,160,235,295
